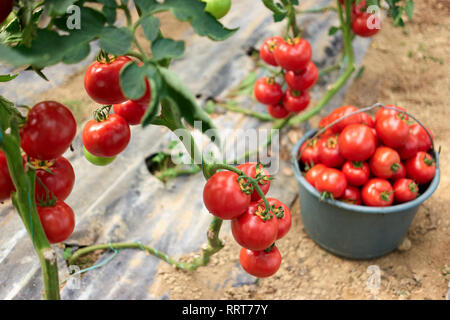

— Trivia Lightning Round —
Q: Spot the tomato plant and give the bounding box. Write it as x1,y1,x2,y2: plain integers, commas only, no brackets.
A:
267,103,290,119
282,88,310,113
351,13,380,37
83,147,117,167
236,162,271,201
273,38,312,71
260,36,283,66
284,61,318,91
267,198,291,240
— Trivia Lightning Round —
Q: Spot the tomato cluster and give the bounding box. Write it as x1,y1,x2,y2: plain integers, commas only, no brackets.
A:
0,101,77,244
300,105,436,207
344,0,381,38
83,55,152,165
203,163,292,278
256,36,316,118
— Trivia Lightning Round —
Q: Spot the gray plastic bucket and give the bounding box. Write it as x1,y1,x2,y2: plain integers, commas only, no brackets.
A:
291,129,441,260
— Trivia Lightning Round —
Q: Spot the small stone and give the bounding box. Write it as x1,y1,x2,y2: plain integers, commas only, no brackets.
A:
397,237,412,251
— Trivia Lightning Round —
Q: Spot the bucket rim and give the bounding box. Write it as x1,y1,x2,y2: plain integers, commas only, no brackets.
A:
291,129,441,214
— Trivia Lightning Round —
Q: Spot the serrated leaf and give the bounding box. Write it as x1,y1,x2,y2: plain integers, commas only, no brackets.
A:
0,74,18,82
99,26,133,55
405,0,414,19
135,0,237,41
151,37,185,61
120,62,147,100
140,15,160,42
157,67,218,143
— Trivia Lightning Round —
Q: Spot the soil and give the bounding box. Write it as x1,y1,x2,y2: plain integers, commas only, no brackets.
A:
31,1,449,300
149,0,450,300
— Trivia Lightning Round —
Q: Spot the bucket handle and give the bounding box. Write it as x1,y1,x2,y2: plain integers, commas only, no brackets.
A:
296,102,437,163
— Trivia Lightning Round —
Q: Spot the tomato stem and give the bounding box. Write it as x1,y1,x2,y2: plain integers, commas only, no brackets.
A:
0,99,60,300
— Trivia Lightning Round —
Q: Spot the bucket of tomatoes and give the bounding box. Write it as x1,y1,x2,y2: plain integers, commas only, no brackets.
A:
291,103,440,259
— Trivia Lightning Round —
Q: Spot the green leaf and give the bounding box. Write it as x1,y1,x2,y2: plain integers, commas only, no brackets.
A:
151,37,185,61
141,64,162,126
0,7,105,68
328,26,340,36
140,15,160,42
120,62,147,100
157,67,218,143
405,0,414,19
135,0,238,41
62,42,91,64
62,247,73,259
99,26,133,55
262,0,287,16
273,12,287,22
44,0,78,17
0,74,18,82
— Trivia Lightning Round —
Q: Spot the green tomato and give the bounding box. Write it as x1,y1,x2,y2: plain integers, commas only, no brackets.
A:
83,146,117,166
202,0,231,19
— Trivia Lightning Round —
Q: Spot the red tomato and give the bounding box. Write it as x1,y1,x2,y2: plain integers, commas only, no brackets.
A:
341,185,362,205
299,138,320,166
284,61,318,91
203,171,251,220
273,38,312,71
35,157,75,202
254,77,283,105
390,162,406,181
237,162,271,202
352,0,366,17
231,201,278,250
327,105,361,133
37,201,75,244
375,115,409,148
318,116,334,138
267,198,291,240
305,163,327,186
82,113,131,158
397,128,420,160
339,124,377,161
239,246,281,278
410,123,433,153
282,88,310,113
84,56,132,105
0,0,13,25
361,178,394,207
315,168,348,199
113,78,151,125
375,105,407,124
318,135,345,168
369,147,401,179
352,13,380,37
342,161,370,187
259,36,283,66
394,178,419,203
0,151,15,201
267,103,289,119
360,112,374,127
20,101,77,161
405,152,436,184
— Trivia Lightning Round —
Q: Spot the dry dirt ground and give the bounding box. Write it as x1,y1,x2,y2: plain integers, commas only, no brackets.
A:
150,0,450,300
36,1,449,300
